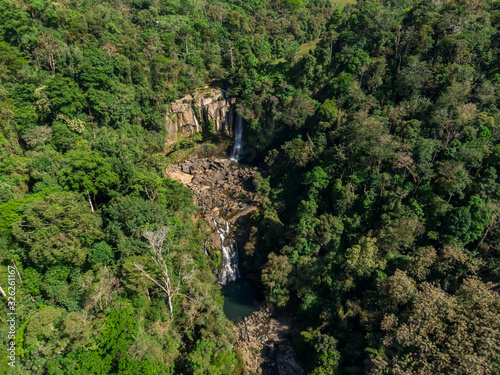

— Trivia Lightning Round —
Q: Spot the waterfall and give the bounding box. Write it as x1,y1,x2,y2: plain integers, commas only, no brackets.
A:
214,218,239,284
230,115,243,162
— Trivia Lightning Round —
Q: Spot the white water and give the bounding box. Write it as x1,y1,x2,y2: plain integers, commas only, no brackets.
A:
214,218,239,284
230,115,243,161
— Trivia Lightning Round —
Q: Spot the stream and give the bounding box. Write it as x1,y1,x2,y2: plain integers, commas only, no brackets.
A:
215,114,245,284
165,93,301,374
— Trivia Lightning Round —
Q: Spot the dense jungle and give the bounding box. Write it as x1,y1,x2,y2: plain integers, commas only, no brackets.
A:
0,0,499,373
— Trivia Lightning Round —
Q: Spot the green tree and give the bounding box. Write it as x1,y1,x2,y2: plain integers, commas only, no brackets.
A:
375,277,500,375
187,339,236,375
262,253,293,306
343,237,386,277
58,147,119,211
25,306,65,356
0,41,27,82
11,192,103,267
87,241,115,266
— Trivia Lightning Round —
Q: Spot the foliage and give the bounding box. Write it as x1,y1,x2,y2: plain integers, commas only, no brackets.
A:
0,0,499,373
12,191,103,268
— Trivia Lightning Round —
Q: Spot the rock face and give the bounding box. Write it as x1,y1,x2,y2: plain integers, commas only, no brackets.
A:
165,88,237,145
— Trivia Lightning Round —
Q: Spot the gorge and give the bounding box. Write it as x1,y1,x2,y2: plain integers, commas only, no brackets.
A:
165,87,254,285
165,94,302,374
166,156,258,285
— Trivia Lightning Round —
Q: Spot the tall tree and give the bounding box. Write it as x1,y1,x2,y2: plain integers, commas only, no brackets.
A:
133,226,196,318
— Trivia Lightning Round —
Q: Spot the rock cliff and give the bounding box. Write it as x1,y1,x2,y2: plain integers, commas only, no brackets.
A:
165,88,237,145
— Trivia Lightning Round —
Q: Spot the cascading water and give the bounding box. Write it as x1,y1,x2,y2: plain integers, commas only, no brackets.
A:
214,218,240,285
230,115,243,162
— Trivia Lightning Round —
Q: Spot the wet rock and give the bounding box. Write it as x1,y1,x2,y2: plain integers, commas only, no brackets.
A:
233,304,303,375
167,158,259,222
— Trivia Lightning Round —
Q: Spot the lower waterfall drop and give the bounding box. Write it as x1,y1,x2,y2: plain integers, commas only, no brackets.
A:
230,115,243,162
214,218,240,285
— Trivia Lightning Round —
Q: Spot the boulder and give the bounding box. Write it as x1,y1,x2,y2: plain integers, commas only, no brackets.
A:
209,232,221,248
192,160,202,169
214,171,225,182
202,179,214,187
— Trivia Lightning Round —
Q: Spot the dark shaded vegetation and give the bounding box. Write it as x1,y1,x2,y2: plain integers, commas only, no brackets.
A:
238,0,500,373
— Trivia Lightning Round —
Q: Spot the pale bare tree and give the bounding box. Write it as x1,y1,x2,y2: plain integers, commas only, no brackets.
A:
134,227,195,320
83,267,123,312
228,39,234,69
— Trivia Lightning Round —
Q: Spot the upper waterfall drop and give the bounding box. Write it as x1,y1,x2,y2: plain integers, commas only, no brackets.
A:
230,115,243,162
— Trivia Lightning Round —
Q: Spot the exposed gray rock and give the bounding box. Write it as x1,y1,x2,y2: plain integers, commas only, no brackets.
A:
181,163,190,174
165,88,237,145
192,160,202,169
234,304,304,375
166,157,261,252
214,171,225,181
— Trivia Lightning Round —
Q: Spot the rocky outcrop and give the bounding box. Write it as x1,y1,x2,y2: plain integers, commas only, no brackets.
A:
166,158,260,271
166,157,259,226
236,305,304,375
165,88,237,145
